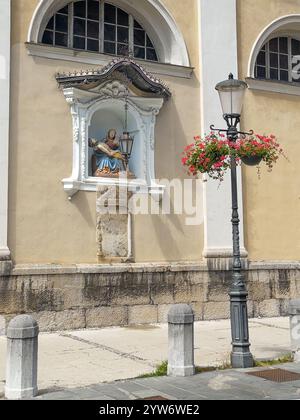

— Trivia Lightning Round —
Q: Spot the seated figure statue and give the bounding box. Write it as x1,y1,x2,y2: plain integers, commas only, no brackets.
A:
89,129,125,177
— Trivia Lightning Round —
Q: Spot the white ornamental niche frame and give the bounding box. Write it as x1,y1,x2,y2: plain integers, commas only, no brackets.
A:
57,59,171,200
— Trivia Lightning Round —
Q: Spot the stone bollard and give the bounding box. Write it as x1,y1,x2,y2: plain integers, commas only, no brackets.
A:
168,304,195,377
5,315,39,400
289,300,300,362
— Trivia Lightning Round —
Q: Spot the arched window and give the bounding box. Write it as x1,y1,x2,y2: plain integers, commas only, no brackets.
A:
255,36,300,83
41,0,158,62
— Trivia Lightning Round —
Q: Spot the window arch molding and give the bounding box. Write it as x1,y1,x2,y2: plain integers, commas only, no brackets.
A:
248,14,300,78
28,0,190,67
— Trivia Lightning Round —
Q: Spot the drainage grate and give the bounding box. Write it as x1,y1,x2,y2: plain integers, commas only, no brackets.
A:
247,369,300,383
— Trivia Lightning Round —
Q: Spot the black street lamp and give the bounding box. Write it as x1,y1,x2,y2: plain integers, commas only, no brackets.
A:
211,73,254,369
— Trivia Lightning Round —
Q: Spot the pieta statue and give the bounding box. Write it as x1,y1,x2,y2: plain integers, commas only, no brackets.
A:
89,129,126,178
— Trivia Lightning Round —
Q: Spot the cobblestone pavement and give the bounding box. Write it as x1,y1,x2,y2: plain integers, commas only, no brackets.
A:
33,362,300,400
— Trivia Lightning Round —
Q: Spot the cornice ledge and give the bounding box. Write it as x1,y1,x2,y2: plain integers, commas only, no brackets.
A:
246,77,300,96
248,260,300,270
25,42,194,79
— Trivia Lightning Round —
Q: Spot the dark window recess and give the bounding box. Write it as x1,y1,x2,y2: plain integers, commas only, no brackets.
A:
104,24,116,41
280,70,289,82
146,36,154,48
74,1,86,18
270,68,279,80
104,41,116,54
104,4,116,24
73,36,86,50
88,0,99,20
270,53,278,68
134,29,145,46
269,38,278,52
55,32,68,47
279,37,288,53
56,14,68,33
255,66,266,79
74,18,86,36
87,21,99,38
117,8,129,26
118,27,129,43
292,39,300,56
42,30,53,45
280,54,288,70
146,48,157,61
256,51,266,66
134,46,145,59
87,38,99,52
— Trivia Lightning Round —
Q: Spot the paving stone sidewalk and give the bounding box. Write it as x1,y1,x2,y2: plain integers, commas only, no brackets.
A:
0,317,294,400
34,362,300,400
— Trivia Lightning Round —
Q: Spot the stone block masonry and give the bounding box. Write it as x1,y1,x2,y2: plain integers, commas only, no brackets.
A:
0,262,299,332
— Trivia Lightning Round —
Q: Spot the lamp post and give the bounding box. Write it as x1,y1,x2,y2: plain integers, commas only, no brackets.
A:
211,73,254,369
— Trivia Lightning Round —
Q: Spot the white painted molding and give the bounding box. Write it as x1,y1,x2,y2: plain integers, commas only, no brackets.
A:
248,14,300,77
0,0,11,260
11,260,300,276
199,0,247,261
27,0,190,67
61,85,166,200
25,43,193,79
203,248,248,259
246,77,300,96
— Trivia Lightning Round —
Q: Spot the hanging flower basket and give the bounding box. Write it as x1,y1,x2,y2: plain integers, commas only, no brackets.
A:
182,133,231,182
240,155,263,166
233,134,286,172
182,133,286,181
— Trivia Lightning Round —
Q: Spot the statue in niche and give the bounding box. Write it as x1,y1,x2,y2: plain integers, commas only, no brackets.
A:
89,129,125,178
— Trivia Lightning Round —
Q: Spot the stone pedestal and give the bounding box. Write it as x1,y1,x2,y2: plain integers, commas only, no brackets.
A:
96,185,133,263
289,300,300,362
5,315,39,400
168,304,195,377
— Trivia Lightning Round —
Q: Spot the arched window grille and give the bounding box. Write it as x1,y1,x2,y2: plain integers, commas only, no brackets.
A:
255,36,300,83
41,0,158,62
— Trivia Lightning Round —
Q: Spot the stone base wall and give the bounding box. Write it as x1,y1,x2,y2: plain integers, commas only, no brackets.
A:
0,262,299,332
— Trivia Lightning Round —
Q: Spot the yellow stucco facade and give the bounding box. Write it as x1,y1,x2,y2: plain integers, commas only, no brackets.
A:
8,0,202,264
237,0,300,261
5,0,300,264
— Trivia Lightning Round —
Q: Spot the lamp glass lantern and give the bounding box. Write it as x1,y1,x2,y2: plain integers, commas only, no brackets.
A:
119,131,134,159
119,94,134,169
215,73,248,117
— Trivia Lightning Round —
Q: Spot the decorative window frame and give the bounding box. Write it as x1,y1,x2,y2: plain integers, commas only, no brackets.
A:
247,14,300,96
27,0,191,73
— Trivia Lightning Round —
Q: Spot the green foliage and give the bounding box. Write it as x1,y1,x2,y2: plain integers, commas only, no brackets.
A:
138,354,294,379
138,361,168,379
254,354,293,367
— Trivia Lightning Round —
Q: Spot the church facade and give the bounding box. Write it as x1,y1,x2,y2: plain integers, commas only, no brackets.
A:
0,0,299,331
